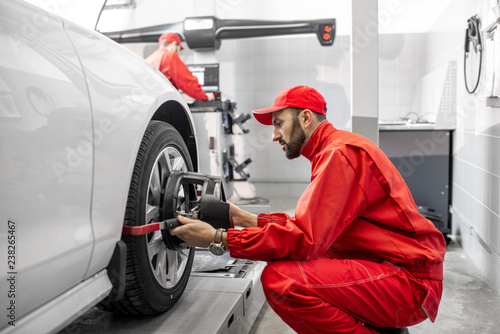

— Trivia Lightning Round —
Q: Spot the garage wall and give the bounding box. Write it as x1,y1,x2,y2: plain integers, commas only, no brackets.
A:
422,0,500,293
378,33,426,123
213,2,353,198
179,33,351,199
100,0,352,199
453,0,500,293
216,35,352,193
125,32,351,199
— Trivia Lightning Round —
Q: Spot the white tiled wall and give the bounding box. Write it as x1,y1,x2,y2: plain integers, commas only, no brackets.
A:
420,0,500,293
378,0,500,293
125,33,351,199
379,33,426,122
215,35,352,197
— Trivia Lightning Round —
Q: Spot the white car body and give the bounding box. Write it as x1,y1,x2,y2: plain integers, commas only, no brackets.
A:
0,1,198,332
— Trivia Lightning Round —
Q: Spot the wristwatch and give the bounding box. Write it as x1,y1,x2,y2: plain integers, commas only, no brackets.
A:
209,228,226,256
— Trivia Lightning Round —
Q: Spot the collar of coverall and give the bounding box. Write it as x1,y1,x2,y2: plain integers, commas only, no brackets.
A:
301,121,335,161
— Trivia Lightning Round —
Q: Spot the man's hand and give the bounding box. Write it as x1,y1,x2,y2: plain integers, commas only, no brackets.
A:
170,202,258,249
206,93,216,101
228,201,258,228
170,215,216,248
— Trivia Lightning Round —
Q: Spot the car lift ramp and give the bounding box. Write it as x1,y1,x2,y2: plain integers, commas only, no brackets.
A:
60,204,269,334
169,252,267,334
105,251,267,334
60,254,267,334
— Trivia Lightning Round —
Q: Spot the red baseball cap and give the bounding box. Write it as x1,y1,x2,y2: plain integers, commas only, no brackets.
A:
252,86,327,125
158,32,184,50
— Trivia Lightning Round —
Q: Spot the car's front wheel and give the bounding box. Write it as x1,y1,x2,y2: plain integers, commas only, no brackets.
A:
101,121,195,314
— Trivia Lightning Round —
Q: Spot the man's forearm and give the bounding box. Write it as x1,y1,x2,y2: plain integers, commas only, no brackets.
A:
234,210,258,228
224,209,257,252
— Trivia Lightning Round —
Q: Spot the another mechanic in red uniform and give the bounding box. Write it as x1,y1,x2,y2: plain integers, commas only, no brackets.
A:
146,32,215,101
171,86,447,334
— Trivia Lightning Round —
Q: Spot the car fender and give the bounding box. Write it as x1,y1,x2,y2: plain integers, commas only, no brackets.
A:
63,20,199,278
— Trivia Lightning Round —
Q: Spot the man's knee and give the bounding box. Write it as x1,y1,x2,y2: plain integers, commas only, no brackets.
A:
261,261,303,304
261,262,282,297
262,261,293,288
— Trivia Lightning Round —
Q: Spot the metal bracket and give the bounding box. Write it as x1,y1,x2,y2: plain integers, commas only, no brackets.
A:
223,145,252,182
228,111,251,134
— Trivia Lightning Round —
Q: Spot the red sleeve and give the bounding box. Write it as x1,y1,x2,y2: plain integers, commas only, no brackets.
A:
227,149,367,261
166,52,208,101
257,212,290,227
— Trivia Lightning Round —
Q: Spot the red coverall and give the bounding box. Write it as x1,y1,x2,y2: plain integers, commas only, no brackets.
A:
146,48,209,101
227,121,447,333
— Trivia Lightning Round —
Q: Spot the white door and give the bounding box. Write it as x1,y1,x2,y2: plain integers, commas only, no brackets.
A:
0,0,94,326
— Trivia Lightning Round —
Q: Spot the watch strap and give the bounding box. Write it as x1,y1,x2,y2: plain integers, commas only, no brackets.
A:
214,228,225,244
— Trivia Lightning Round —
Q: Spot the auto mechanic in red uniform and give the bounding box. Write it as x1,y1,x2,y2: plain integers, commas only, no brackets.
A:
171,86,447,334
146,32,215,101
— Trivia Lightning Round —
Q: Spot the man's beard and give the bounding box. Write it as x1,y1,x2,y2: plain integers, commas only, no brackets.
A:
282,116,306,160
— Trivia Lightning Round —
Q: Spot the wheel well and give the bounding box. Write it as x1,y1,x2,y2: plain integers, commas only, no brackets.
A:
151,101,198,172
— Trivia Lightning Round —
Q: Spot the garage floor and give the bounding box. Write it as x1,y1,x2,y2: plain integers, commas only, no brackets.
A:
62,197,500,334
249,240,500,334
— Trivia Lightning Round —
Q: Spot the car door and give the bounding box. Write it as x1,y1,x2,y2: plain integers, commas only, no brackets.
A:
0,0,94,325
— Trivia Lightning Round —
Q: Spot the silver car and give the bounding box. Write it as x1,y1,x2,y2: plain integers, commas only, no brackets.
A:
1,0,199,332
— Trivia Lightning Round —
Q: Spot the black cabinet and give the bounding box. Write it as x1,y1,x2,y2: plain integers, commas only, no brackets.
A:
379,129,452,239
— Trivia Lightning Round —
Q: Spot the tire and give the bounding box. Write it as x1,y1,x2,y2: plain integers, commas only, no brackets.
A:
101,121,195,314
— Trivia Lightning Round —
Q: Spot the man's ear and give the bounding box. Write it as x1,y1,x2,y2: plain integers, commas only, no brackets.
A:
301,109,313,128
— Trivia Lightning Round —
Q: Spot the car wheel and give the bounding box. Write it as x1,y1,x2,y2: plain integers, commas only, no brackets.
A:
101,121,195,314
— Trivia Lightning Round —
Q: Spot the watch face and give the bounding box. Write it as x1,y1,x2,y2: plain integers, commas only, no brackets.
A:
209,244,224,256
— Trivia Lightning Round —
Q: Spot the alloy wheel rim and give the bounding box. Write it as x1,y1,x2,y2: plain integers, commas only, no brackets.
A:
145,146,190,289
